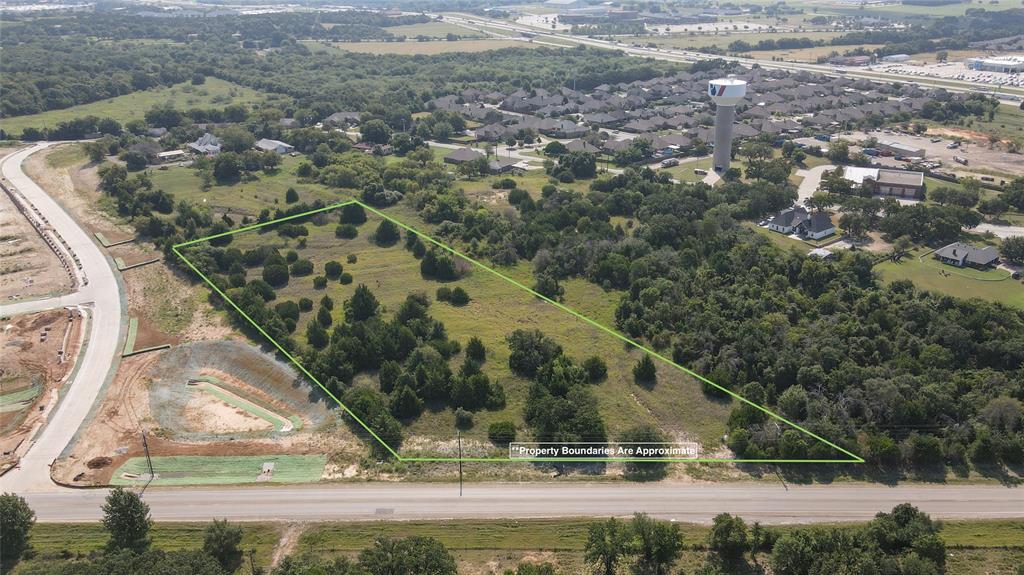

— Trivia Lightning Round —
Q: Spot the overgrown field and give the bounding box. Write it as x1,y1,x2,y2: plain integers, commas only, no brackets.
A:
0,78,287,137
178,203,856,462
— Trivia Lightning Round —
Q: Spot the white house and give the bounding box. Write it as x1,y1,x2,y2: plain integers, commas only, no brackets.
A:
768,206,835,239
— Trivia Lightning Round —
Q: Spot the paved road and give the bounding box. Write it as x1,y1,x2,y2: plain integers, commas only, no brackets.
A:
795,164,836,204
0,143,125,492
21,482,1023,524
976,223,1024,239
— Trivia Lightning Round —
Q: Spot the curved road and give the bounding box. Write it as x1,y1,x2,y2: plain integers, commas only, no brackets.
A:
0,142,124,493
2,144,1021,526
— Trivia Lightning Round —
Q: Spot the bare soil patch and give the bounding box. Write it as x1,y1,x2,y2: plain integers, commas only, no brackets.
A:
182,389,274,433
0,309,83,471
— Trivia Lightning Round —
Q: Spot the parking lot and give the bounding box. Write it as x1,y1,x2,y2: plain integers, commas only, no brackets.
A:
867,57,1024,92
835,129,1021,179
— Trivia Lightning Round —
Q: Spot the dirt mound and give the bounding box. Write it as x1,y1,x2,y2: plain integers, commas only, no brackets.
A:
87,456,112,469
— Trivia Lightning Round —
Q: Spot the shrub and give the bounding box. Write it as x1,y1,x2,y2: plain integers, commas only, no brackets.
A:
298,297,313,311
313,276,327,289
285,187,299,203
339,272,353,284
449,286,470,306
324,261,343,278
455,407,473,429
466,336,486,362
436,286,452,301
374,219,401,246
340,203,367,224
347,254,358,264
290,259,314,276
262,264,289,287
583,356,608,382
335,224,358,239
488,421,517,445
633,355,657,385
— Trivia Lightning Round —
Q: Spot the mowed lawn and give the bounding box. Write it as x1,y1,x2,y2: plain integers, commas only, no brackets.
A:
875,250,1024,309
0,78,287,136
215,209,735,455
149,156,351,217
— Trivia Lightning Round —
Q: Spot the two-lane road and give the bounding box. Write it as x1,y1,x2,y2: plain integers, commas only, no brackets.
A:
0,142,125,493
22,482,1023,524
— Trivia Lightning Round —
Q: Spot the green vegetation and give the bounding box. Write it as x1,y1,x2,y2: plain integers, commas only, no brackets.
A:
1,79,283,137
110,455,326,486
875,250,1024,309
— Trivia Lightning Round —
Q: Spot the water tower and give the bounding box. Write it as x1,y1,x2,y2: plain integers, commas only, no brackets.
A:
708,77,747,172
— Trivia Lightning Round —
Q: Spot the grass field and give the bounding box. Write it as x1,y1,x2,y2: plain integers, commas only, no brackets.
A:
12,517,1023,575
149,155,347,217
875,249,1024,309
303,38,537,55
1,78,287,137
15,523,279,573
385,21,484,38
110,455,326,486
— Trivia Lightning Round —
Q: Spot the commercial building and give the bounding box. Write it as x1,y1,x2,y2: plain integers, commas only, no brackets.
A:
842,166,926,199
830,55,872,67
965,56,1024,73
881,54,911,63
877,140,925,158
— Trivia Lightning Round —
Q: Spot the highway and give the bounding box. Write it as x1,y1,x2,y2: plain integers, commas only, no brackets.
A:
442,13,1024,102
0,142,125,493
21,482,1023,524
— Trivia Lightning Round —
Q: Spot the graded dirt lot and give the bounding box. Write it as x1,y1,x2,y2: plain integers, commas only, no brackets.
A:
0,309,84,472
838,129,1022,178
0,147,73,301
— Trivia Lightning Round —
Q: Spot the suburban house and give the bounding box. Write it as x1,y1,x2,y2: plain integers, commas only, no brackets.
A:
444,147,485,164
842,167,925,199
188,133,222,156
254,138,295,154
565,139,600,153
323,112,360,127
488,158,522,175
933,242,999,269
768,207,836,239
353,142,393,156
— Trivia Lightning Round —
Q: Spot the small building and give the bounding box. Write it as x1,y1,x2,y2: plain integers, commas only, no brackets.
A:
768,207,836,239
488,158,521,175
933,242,999,269
254,138,295,154
877,140,925,158
444,147,485,164
188,133,222,156
155,149,187,163
881,54,911,63
830,55,872,67
323,112,361,127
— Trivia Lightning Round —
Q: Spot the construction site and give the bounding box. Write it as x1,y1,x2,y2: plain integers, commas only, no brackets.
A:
0,308,84,474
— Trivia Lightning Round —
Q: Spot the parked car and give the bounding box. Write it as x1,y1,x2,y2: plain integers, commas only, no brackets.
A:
660,158,679,168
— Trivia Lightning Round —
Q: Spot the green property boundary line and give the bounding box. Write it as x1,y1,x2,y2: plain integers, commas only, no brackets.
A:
173,199,864,464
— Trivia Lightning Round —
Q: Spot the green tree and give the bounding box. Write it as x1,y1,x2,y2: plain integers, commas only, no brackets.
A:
585,517,633,575
463,338,486,364
285,187,299,203
203,519,243,573
374,219,401,246
708,513,749,566
102,487,152,552
583,356,608,382
0,493,35,566
1000,236,1024,265
358,536,456,575
631,513,683,575
620,424,669,478
360,119,392,145
340,203,367,224
488,421,517,445
633,355,657,385
348,284,380,322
